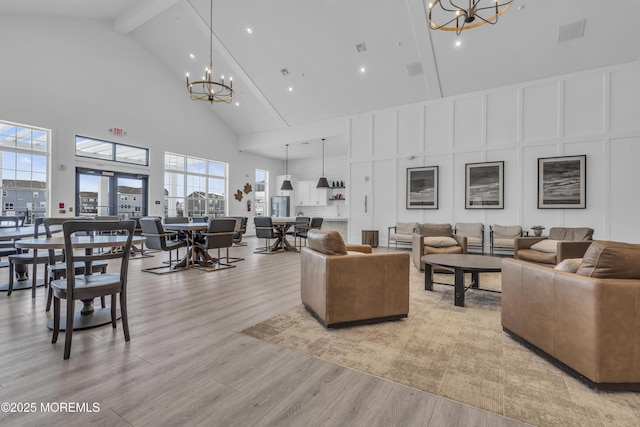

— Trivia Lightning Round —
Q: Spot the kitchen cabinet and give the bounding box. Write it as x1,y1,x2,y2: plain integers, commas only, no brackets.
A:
293,180,327,206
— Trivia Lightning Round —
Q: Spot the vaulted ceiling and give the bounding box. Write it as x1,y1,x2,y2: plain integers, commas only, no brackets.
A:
2,0,639,159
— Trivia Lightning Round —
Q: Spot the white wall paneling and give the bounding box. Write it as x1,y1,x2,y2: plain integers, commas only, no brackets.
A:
372,159,396,237
348,161,373,243
397,106,423,156
609,136,640,242
453,97,483,149
522,82,559,142
486,89,518,146
350,115,374,160
610,67,640,133
564,74,605,137
425,101,451,152
343,62,640,246
372,110,396,158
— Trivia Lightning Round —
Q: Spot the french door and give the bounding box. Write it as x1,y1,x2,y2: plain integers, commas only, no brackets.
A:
76,168,148,219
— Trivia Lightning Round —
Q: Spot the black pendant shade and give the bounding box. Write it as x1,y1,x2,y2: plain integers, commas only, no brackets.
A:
316,177,330,189
281,179,293,190
316,138,330,188
281,143,293,191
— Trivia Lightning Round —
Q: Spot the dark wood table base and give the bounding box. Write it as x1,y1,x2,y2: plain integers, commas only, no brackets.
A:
422,254,502,307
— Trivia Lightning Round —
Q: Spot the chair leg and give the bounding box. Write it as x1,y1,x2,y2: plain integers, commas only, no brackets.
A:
7,261,13,296
63,298,74,359
52,297,60,343
110,294,117,329
120,291,130,342
46,285,53,311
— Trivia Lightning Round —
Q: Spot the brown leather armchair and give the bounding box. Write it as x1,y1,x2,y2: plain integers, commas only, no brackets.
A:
515,227,594,265
502,240,640,389
412,223,467,271
301,229,409,328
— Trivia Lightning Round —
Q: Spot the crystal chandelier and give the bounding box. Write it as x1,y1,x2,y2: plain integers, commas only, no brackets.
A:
186,0,233,103
425,0,514,35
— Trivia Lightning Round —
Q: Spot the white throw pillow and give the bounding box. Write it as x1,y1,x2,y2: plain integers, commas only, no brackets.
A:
424,236,458,247
554,258,583,273
530,239,560,253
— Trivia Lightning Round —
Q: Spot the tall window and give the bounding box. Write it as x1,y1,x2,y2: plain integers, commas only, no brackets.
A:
255,169,268,216
0,120,49,223
164,153,227,218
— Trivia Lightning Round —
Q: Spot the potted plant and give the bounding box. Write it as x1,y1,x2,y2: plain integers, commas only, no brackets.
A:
531,225,545,237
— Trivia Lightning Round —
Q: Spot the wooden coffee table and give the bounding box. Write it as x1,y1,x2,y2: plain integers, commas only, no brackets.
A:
421,254,503,307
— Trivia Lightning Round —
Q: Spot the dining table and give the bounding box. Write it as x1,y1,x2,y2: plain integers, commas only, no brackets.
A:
271,219,309,252
162,222,212,268
14,234,146,331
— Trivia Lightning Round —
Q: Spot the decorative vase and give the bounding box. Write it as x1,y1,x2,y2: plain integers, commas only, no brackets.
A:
533,229,543,236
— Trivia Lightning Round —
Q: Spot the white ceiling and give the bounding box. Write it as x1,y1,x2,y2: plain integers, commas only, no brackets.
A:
2,0,640,160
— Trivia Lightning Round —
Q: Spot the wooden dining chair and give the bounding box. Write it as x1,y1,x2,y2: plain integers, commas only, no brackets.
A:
0,216,20,268
50,219,135,360
43,217,108,311
7,217,55,298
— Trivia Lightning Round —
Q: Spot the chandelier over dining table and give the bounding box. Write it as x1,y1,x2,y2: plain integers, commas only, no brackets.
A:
425,0,514,35
186,0,233,103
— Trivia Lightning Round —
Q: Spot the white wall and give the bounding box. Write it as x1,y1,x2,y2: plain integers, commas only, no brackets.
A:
0,14,282,230
347,61,640,245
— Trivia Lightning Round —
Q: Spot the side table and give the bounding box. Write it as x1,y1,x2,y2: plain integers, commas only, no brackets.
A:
361,230,379,248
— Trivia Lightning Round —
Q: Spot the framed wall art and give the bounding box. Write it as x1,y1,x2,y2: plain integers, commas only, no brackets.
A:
538,155,586,209
465,161,504,209
406,166,438,209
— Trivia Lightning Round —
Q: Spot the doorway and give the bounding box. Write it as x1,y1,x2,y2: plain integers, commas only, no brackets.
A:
76,168,148,219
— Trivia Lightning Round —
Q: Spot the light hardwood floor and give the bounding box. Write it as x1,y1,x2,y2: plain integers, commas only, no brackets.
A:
0,239,530,426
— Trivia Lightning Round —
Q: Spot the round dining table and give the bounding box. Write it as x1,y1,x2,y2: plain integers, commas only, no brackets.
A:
15,234,146,331
0,226,47,293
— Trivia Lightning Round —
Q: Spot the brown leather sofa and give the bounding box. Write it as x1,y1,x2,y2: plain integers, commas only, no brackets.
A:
412,223,467,271
502,240,640,390
514,227,594,265
301,229,409,328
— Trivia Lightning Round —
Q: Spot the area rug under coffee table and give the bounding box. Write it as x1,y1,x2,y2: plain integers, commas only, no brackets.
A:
243,271,640,427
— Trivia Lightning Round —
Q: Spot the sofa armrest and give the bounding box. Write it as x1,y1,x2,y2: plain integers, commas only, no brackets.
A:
515,236,547,253
412,232,425,270
346,244,372,254
452,234,468,253
557,241,592,262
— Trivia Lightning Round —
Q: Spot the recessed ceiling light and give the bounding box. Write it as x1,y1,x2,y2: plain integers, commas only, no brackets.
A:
360,67,366,73
235,102,240,106
455,40,462,47
288,87,293,92
189,53,195,59
246,27,253,34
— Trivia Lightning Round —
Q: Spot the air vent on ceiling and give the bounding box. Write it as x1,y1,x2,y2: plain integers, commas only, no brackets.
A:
557,19,586,44
355,42,367,53
280,68,290,76
406,62,424,77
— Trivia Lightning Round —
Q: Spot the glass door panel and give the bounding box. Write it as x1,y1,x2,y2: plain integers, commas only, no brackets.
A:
76,168,147,219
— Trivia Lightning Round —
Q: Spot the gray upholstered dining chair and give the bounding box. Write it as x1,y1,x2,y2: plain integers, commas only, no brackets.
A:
193,218,237,271
254,216,280,254
50,219,135,359
139,217,188,274
287,216,310,249
295,217,323,248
